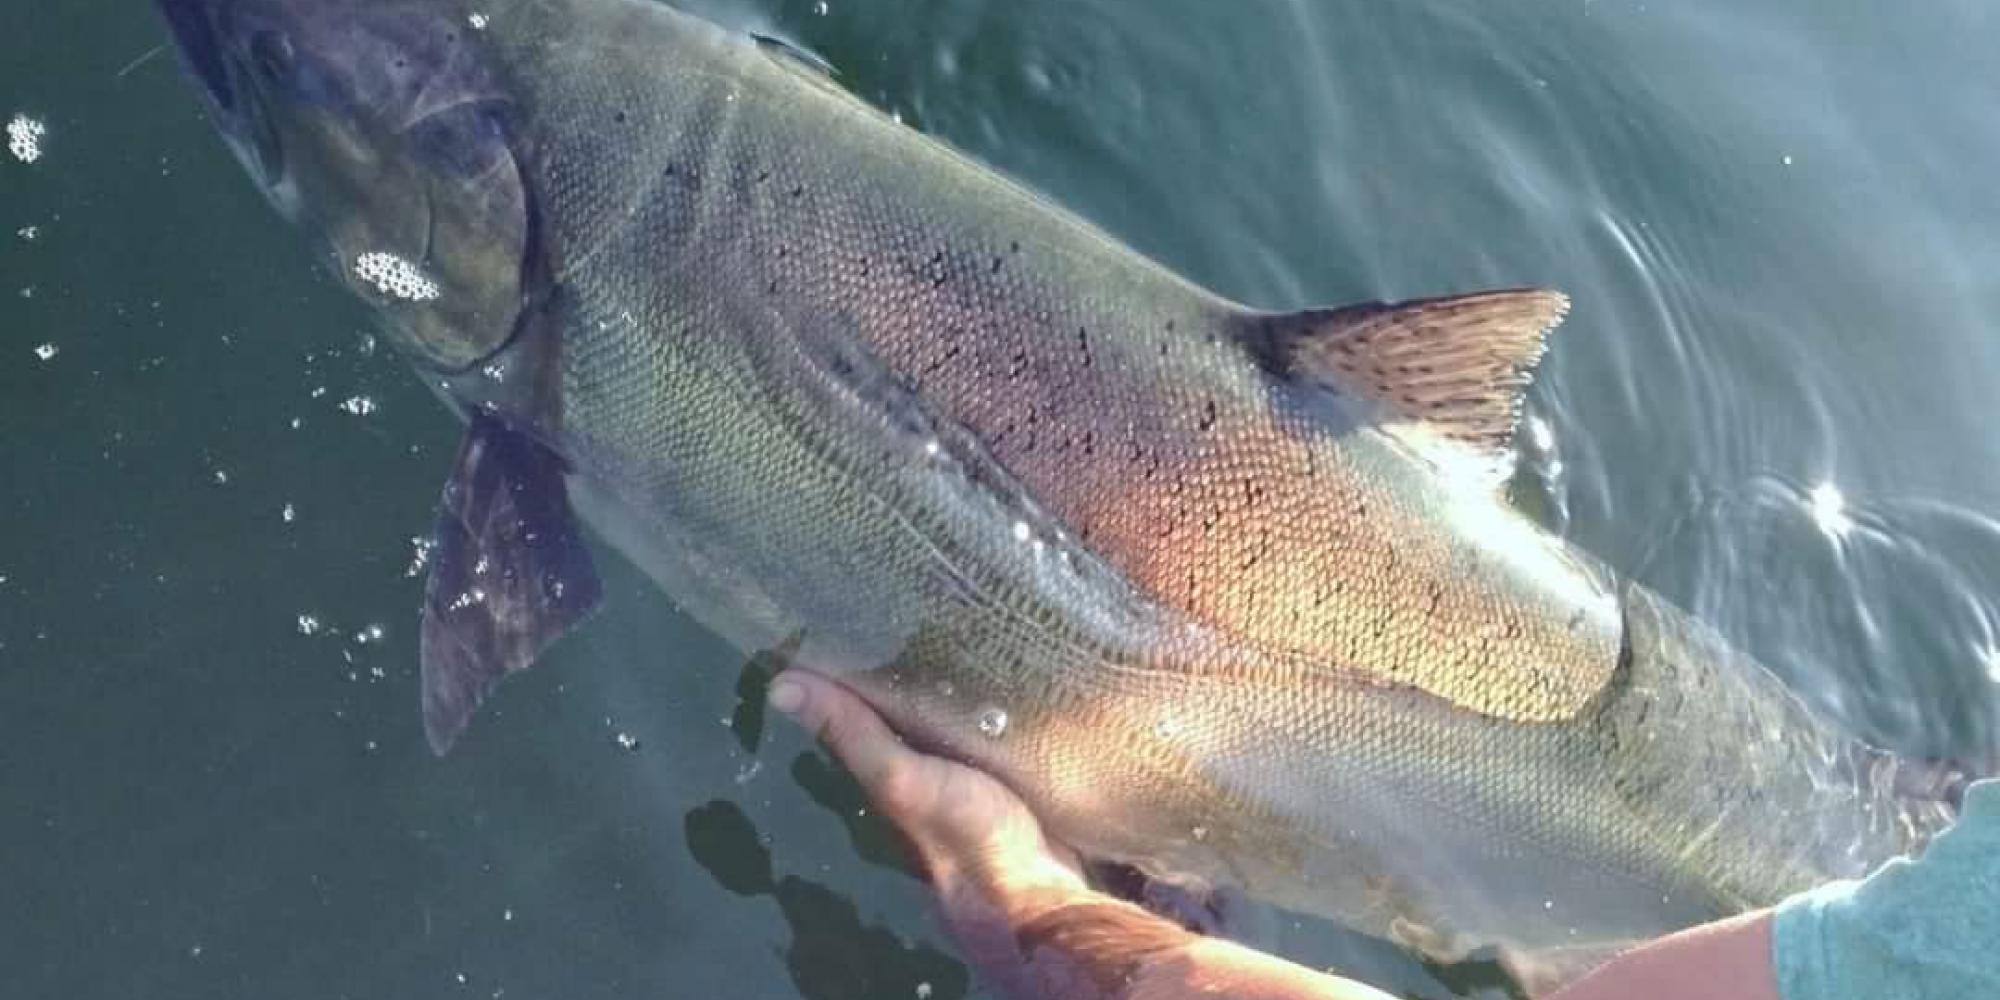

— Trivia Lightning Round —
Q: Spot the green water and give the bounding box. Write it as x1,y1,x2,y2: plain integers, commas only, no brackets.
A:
4,1,1998,997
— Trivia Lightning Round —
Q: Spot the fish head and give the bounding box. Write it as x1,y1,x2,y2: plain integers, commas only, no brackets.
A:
157,0,533,370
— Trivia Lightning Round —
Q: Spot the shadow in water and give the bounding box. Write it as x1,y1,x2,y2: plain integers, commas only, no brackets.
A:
684,798,969,1000
687,643,969,999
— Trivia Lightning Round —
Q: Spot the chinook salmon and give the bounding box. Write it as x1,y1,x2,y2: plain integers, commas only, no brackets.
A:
156,0,1964,982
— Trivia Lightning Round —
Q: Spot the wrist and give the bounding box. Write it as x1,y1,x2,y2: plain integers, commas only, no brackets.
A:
932,845,1090,924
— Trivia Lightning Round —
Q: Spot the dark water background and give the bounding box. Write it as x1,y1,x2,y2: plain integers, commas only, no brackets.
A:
5,1,2000,997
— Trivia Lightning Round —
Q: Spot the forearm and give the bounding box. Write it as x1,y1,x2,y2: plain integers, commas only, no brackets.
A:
1546,910,1779,1000
939,876,1394,1000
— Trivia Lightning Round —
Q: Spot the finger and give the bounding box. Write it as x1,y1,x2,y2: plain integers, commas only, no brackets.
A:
769,670,920,804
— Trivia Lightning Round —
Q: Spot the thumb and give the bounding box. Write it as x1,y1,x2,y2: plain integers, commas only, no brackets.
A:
769,670,923,809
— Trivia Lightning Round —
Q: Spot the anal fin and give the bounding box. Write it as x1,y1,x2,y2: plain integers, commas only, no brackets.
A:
421,412,602,754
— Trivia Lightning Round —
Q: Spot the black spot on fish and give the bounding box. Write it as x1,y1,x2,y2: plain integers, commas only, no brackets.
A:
614,111,627,124
791,184,805,198
1198,400,1217,432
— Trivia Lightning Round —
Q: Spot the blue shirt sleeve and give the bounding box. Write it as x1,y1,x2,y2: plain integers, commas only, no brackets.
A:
1773,779,2000,1000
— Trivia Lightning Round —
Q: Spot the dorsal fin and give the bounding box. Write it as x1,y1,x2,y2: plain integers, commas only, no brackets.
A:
1247,288,1569,458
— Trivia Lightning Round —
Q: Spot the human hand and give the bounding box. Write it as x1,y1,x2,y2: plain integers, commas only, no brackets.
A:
767,669,1086,913
767,669,1395,1000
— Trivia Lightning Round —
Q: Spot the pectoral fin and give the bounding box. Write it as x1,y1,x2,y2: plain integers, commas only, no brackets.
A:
1246,288,1569,459
421,412,601,754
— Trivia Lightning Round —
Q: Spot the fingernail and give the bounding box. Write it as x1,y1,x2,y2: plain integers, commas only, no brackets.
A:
768,678,805,715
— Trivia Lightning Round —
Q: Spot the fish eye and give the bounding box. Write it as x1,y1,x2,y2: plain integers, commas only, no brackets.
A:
250,30,296,84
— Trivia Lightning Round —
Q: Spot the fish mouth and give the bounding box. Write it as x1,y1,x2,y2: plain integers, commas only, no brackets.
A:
157,0,297,196
157,0,237,113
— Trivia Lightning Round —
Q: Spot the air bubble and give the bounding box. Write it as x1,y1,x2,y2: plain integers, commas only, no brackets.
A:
976,706,1009,738
406,536,436,577
7,113,46,163
31,342,56,361
353,251,441,302
296,614,322,636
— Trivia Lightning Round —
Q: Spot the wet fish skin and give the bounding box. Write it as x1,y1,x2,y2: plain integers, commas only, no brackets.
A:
154,0,1960,976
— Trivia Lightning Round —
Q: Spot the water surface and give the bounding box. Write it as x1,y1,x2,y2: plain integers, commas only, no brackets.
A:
4,1,1998,997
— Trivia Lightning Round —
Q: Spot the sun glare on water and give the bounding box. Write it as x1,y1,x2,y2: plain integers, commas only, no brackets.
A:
1806,481,1854,538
